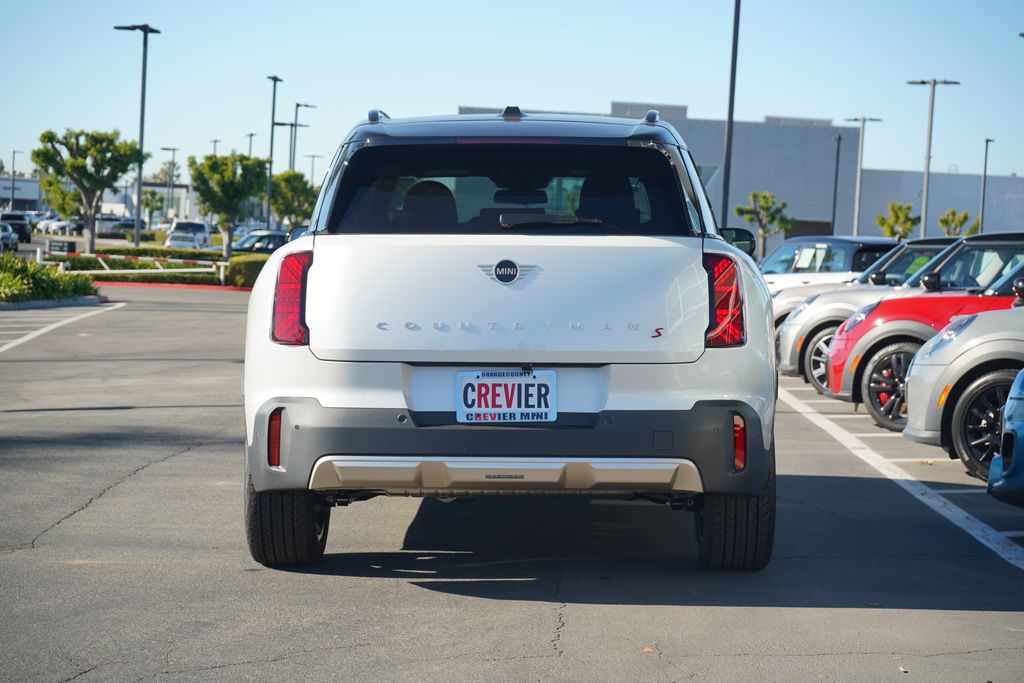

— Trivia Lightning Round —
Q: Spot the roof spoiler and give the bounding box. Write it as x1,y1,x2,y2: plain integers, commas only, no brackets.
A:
367,109,390,124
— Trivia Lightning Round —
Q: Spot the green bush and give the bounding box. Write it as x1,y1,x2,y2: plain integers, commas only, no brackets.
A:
225,254,270,287
0,253,96,302
90,272,219,285
97,246,221,261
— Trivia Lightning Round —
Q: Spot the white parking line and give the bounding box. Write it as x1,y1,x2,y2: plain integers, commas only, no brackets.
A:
848,432,905,437
780,387,1024,572
884,457,955,463
0,303,126,355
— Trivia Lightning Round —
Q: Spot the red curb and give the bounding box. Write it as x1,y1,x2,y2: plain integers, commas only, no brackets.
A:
93,281,252,292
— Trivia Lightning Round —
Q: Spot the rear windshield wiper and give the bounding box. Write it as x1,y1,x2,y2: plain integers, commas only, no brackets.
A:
499,213,604,229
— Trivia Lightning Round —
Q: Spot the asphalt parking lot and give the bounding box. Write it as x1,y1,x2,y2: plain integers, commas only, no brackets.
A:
2,287,1023,682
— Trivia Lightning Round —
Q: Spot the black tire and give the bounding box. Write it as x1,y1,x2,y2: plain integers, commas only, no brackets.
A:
860,342,920,431
951,369,1018,480
802,325,838,395
245,475,330,567
695,445,775,571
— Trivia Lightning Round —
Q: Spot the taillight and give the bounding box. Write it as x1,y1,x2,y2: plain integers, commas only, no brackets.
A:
703,253,745,347
268,407,283,467
733,414,746,471
272,251,313,345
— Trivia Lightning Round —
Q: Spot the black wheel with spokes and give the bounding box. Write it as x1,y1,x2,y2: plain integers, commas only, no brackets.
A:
802,325,837,395
860,342,920,431
951,369,1018,480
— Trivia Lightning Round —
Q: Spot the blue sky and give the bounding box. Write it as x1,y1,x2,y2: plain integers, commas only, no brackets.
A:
4,0,1022,182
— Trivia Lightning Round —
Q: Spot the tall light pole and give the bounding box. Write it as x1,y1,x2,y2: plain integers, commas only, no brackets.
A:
844,117,881,235
290,103,316,170
160,146,178,219
830,134,842,232
719,0,741,226
266,76,282,229
305,153,323,183
980,138,993,233
246,132,256,157
908,79,959,237
211,138,221,156
115,23,160,245
9,150,21,209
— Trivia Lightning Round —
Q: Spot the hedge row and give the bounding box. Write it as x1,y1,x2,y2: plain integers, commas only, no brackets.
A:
223,254,270,287
96,246,222,260
0,253,96,302
91,272,220,285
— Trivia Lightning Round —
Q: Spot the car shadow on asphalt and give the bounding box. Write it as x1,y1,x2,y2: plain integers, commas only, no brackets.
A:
298,474,1024,611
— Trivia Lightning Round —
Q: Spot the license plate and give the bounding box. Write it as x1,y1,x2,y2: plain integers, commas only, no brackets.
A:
455,370,557,423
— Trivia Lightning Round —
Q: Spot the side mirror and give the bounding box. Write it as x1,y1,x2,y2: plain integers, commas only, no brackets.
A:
720,227,756,257
921,272,941,292
288,225,309,242
869,271,887,286
1013,278,1024,307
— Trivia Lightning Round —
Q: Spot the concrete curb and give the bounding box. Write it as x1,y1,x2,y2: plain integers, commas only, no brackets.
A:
0,295,109,310
93,281,252,292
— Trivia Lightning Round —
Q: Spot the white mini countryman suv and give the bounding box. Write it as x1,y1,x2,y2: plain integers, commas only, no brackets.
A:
244,107,777,570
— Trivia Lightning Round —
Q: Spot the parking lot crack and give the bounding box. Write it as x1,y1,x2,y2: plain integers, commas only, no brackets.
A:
550,565,567,657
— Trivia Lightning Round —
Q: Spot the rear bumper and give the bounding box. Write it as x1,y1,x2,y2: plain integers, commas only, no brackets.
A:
247,398,771,497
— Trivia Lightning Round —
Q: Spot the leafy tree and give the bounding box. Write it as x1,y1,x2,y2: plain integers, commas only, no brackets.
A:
140,189,165,225
31,129,144,252
271,170,317,228
188,153,268,258
39,175,81,219
734,191,794,259
874,202,920,239
937,208,980,237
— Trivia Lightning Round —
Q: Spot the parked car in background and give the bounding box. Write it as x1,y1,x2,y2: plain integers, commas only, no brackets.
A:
772,237,954,327
169,220,211,248
0,222,19,251
904,298,1024,478
988,368,1024,506
287,224,310,242
828,255,1024,430
110,217,144,234
48,218,84,236
164,232,201,249
776,237,957,392
759,235,893,295
0,212,31,242
232,230,287,254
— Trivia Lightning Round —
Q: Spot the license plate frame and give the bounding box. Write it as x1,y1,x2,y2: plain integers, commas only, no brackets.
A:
455,369,557,424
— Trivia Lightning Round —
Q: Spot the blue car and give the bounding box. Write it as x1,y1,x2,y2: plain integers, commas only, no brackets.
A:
989,367,1024,507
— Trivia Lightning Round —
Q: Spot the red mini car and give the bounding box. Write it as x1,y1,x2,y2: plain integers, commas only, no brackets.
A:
827,254,1024,431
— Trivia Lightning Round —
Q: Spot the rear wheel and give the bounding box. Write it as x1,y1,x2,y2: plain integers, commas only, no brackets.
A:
802,325,837,395
951,369,1017,480
861,342,920,431
245,476,330,567
695,445,775,571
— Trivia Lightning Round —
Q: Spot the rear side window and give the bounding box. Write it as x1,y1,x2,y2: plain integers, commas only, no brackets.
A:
852,247,891,272
327,144,693,236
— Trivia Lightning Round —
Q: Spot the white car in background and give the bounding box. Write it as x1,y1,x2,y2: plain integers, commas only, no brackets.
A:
243,108,778,571
760,235,894,295
163,232,201,249
169,220,211,248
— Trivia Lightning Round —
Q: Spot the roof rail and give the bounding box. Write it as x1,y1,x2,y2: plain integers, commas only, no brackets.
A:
643,109,660,125
367,109,390,124
501,105,524,120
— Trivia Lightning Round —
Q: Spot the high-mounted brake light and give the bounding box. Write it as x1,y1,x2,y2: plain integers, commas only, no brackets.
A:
703,253,745,347
733,414,746,471
267,407,283,467
272,251,313,345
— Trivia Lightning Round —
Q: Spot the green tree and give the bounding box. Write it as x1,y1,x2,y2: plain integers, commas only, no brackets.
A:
188,153,268,258
271,170,317,228
734,191,794,259
31,129,144,252
874,202,920,239
140,189,165,225
936,208,980,237
39,175,81,219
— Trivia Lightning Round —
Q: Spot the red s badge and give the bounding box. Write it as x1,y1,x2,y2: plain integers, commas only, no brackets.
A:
651,327,664,339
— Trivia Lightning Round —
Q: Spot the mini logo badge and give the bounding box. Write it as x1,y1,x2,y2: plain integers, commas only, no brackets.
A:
479,260,538,285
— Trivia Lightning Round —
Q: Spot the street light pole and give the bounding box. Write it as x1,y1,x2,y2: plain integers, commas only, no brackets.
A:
9,150,21,209
719,0,741,226
980,138,993,233
246,132,256,157
305,154,323,183
830,134,842,232
290,103,315,170
908,79,959,238
211,138,221,156
160,146,178,220
115,24,160,246
266,76,282,229
844,117,881,235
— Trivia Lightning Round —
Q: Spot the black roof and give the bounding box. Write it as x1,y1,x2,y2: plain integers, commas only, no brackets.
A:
778,235,894,246
963,230,1024,241
343,109,686,148
907,236,957,245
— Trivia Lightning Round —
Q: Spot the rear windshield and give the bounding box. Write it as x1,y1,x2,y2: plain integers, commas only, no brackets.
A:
173,222,204,233
326,144,693,236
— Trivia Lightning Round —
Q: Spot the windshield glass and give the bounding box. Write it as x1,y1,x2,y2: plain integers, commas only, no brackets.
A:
760,244,800,274
925,242,1024,290
327,144,692,236
866,243,950,285
986,261,1024,295
235,234,261,248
